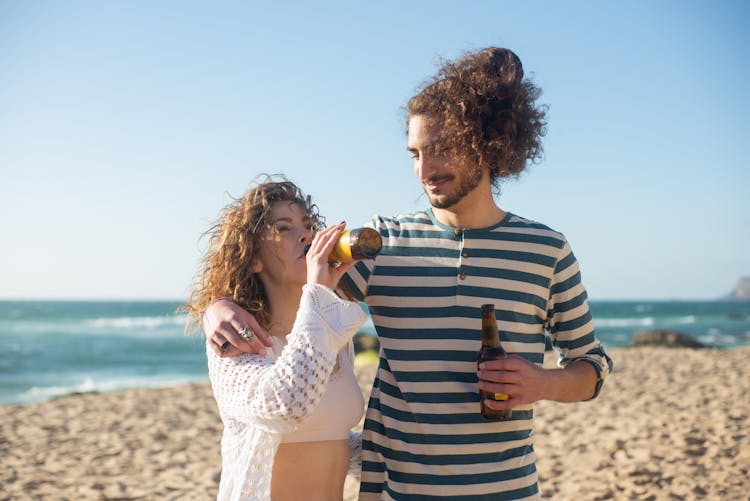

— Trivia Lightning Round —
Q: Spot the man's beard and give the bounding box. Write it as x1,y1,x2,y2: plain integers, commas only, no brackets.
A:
426,167,483,209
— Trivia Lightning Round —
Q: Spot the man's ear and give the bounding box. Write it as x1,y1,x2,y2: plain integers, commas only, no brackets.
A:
251,257,263,274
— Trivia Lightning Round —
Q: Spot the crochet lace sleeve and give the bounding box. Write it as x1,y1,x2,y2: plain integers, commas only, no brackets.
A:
207,284,366,434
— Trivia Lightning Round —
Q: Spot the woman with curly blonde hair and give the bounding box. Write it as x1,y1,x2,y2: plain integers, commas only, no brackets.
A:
186,177,366,501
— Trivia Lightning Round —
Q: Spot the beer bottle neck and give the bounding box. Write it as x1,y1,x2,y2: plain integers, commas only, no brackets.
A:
480,304,500,347
481,328,501,347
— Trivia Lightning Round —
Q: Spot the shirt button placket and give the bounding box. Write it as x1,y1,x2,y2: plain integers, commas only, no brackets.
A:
455,228,466,281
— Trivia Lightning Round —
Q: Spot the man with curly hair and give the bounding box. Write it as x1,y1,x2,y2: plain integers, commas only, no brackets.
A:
206,47,613,500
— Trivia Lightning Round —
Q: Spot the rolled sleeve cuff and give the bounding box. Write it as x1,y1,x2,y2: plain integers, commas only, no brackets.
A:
575,351,614,400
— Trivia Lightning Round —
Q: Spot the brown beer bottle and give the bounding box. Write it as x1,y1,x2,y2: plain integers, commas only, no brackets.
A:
478,304,512,420
328,227,382,263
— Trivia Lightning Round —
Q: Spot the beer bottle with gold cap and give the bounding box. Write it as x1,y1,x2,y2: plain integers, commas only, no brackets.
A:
478,304,512,420
328,227,382,263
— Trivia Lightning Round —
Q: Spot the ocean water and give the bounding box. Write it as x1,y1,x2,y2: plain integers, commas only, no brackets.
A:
1,300,749,405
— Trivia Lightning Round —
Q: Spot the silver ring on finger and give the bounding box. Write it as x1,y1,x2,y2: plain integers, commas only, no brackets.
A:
238,326,255,343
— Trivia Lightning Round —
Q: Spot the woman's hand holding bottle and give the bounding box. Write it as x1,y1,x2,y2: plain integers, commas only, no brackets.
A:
305,222,357,290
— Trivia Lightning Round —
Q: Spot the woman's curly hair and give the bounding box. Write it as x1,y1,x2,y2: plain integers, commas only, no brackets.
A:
407,47,548,187
184,176,323,334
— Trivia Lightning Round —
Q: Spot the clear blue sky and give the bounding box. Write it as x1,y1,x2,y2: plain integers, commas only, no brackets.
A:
1,1,748,300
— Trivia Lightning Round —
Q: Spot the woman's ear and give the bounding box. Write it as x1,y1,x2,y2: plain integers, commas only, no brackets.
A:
251,257,263,274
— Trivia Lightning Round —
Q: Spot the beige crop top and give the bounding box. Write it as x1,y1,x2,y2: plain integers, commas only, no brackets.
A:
266,337,365,443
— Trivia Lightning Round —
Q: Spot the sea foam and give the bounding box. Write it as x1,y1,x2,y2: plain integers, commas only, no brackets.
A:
19,374,206,404
85,315,188,329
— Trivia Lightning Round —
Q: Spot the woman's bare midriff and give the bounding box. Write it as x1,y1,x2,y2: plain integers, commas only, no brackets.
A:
271,439,350,500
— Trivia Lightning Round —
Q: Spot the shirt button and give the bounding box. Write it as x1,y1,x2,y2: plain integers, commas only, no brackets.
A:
454,228,461,236
461,251,469,258
458,273,466,280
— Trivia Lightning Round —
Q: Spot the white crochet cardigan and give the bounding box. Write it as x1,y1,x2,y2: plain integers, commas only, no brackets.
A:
206,284,366,501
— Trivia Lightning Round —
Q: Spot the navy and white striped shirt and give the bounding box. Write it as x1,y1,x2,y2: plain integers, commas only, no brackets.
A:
342,209,612,500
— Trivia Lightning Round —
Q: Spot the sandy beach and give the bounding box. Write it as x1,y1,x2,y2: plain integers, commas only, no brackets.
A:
2,347,749,500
